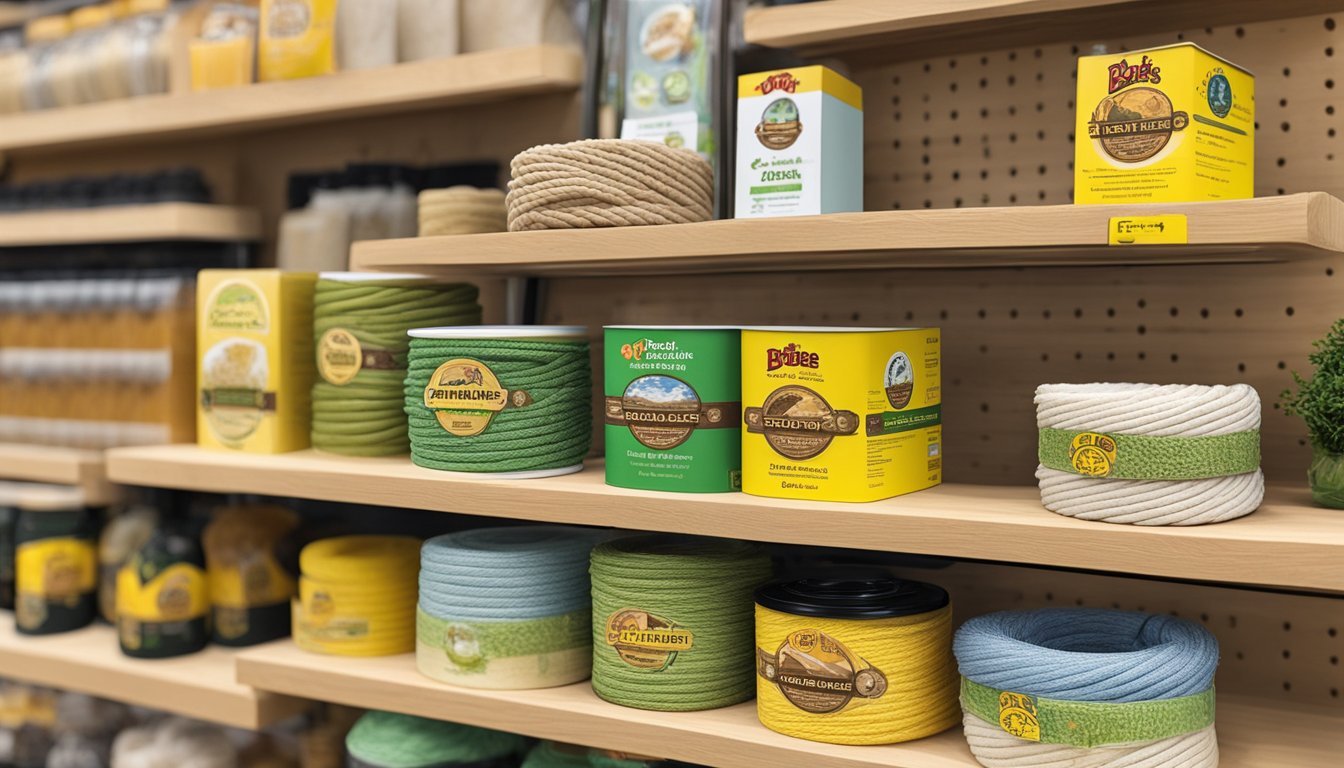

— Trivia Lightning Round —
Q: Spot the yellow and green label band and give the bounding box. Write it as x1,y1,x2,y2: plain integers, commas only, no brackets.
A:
960,678,1216,748
1038,428,1259,480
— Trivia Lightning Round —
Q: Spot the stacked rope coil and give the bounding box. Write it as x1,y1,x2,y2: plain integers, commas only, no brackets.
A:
313,273,482,457
294,536,420,657
954,608,1219,768
522,742,656,768
404,327,593,475
345,710,529,768
1035,383,1263,525
417,525,601,690
754,574,960,745
590,534,771,712
418,186,509,236
506,139,714,231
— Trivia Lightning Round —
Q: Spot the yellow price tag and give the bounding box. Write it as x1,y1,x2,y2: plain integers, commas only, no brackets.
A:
1107,215,1188,245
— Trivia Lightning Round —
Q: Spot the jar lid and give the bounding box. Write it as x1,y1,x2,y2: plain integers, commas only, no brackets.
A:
755,572,949,619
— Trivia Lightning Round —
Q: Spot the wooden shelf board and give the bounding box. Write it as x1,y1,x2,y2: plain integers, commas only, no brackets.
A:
351,194,1344,277
0,615,307,729
0,46,583,154
743,0,1344,58
0,204,261,245
106,445,1344,592
0,443,118,505
237,641,1341,768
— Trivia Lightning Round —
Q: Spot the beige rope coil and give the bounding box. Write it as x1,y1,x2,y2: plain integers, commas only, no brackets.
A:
506,139,714,231
418,186,508,237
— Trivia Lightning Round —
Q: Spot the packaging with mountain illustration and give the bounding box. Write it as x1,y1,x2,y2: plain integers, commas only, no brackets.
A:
197,270,316,453
1075,43,1254,204
735,65,862,218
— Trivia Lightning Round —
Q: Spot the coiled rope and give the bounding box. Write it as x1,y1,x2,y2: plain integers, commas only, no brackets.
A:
312,275,481,457
404,332,593,473
1035,383,1263,525
346,710,528,768
954,608,1219,768
590,535,771,712
294,536,420,657
506,139,714,231
417,526,601,689
522,742,653,768
419,186,508,236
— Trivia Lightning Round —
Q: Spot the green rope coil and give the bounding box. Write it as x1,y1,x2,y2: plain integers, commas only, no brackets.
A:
521,742,653,768
404,337,593,473
590,535,772,712
312,277,481,457
345,710,527,768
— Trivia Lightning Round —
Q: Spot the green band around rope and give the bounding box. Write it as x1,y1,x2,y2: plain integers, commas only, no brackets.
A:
1038,427,1260,480
959,677,1216,748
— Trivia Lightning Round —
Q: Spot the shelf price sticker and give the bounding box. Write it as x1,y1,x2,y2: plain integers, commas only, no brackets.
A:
1107,215,1188,246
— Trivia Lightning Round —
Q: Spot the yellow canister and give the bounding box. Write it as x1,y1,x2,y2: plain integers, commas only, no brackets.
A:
740,327,941,502
754,574,960,745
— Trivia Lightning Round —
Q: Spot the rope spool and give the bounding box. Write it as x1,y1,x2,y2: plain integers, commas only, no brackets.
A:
754,574,960,745
1035,383,1263,525
418,186,508,236
345,710,528,768
202,503,300,647
521,742,656,768
506,139,714,232
294,536,420,657
416,525,601,690
590,534,771,712
954,608,1219,768
312,273,482,457
404,326,593,476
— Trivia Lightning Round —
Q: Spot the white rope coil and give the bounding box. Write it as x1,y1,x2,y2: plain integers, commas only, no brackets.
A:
1034,383,1263,526
506,139,714,231
962,712,1218,768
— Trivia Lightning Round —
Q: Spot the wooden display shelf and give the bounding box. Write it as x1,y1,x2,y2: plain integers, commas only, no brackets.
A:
0,615,306,729
237,642,1339,768
0,443,118,505
743,0,1344,58
0,204,261,245
351,193,1344,277
106,445,1344,592
0,45,583,154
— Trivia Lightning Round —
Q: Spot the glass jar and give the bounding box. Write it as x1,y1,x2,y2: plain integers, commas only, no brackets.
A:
1308,447,1344,509
14,486,98,636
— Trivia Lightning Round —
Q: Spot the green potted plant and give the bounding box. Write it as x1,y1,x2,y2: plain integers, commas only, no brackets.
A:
1283,319,1344,508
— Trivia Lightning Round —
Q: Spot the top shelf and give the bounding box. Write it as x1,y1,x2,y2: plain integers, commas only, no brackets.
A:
743,0,1344,58
0,45,583,155
351,193,1344,277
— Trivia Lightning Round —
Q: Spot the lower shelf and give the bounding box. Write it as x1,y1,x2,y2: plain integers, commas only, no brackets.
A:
0,443,118,505
235,641,1340,768
0,614,307,729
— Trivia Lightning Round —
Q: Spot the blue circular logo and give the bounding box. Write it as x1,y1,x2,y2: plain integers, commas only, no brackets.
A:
1207,74,1232,118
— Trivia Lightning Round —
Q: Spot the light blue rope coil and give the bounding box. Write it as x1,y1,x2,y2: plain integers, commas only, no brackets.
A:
954,608,1218,702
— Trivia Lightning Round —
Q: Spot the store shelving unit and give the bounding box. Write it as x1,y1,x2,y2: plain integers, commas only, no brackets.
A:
236,641,1337,768
105,446,1344,592
351,193,1344,276
0,45,583,154
0,615,305,729
0,204,261,246
0,442,118,505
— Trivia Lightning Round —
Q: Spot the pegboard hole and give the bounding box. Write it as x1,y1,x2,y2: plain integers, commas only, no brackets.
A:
1235,651,1245,661
1200,308,1210,318
1169,307,1179,317
1283,649,1291,659
1284,621,1293,632
1283,681,1292,692
1238,363,1247,372
1330,627,1338,638
1107,352,1116,360
1287,306,1296,317
1235,308,1245,317
1170,353,1179,363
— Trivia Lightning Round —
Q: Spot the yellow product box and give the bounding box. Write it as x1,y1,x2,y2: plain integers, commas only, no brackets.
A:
258,0,336,82
1075,43,1254,204
741,327,941,503
197,270,316,453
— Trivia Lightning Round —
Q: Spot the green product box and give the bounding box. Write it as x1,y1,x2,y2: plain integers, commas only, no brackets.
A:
603,326,741,493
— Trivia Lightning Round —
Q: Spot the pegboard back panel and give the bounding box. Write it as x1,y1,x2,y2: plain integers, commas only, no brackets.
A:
880,560,1344,707
857,12,1342,210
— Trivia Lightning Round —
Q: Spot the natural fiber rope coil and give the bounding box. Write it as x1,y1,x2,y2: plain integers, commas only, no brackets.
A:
346,710,528,768
506,139,714,231
590,534,771,712
294,536,420,657
1035,383,1263,525
417,526,601,690
404,328,593,474
313,274,482,457
954,608,1219,768
418,186,508,237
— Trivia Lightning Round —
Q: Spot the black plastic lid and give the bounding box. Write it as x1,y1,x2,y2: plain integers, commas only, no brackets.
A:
755,571,949,619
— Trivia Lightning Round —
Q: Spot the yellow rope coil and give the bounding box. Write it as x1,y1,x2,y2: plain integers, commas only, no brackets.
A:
294,536,420,657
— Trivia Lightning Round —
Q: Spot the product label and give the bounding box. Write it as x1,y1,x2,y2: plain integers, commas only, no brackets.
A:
206,281,270,333
317,328,361,385
416,608,591,683
15,538,96,632
423,358,533,437
621,0,712,158
884,351,914,408
1108,215,1189,245
604,373,739,450
604,609,693,671
998,691,1042,742
757,629,887,714
1087,84,1189,163
116,560,210,656
209,553,297,642
744,385,860,460
201,337,274,444
1069,431,1118,476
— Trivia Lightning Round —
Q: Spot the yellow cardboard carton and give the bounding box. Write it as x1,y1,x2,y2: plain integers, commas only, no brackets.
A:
197,270,316,453
741,327,941,503
1075,43,1254,204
